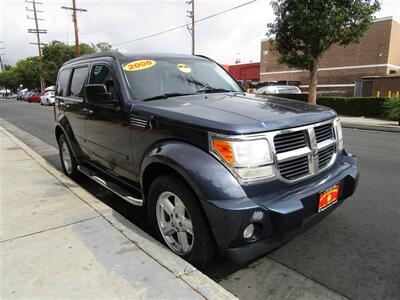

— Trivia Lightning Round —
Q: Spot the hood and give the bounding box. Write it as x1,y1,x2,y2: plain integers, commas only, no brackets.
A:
135,93,336,134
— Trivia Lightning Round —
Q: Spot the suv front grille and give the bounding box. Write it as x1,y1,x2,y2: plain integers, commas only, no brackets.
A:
318,145,334,169
315,123,333,143
274,131,306,154
274,120,337,181
278,156,310,180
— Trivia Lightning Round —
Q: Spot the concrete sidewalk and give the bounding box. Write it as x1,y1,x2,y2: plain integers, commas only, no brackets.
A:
339,116,400,133
0,126,235,299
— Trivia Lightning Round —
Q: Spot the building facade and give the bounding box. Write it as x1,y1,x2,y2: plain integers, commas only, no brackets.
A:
260,17,400,96
227,62,260,81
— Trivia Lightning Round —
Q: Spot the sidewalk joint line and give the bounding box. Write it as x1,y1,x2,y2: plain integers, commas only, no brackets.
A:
0,216,101,244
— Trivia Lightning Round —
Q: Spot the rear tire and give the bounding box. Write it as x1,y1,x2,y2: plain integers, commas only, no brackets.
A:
147,175,215,269
58,134,82,181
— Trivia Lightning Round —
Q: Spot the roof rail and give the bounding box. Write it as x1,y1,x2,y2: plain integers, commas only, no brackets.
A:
63,51,126,66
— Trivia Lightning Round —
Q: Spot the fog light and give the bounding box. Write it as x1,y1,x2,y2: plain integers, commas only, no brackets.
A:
243,224,255,239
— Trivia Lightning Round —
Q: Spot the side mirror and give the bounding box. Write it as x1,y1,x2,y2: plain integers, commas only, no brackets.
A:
85,84,113,105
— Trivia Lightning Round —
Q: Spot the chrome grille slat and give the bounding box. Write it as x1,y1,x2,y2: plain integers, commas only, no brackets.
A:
318,145,334,169
278,155,309,180
274,131,306,154
315,123,334,143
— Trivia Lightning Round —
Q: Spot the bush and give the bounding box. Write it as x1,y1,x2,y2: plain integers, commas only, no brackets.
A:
384,97,400,123
264,93,387,118
318,97,387,117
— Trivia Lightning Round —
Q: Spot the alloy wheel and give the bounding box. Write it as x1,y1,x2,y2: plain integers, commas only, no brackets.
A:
156,191,194,255
61,142,72,174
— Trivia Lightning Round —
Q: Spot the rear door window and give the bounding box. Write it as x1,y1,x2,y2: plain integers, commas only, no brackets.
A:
56,69,72,97
70,67,89,97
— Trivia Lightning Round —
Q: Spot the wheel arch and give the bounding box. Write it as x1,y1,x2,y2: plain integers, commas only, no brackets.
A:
54,115,83,159
140,140,246,202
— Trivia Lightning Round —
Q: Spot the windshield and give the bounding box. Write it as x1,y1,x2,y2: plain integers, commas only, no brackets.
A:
121,57,243,101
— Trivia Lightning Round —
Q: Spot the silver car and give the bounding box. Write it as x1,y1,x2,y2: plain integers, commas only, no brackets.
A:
256,85,302,94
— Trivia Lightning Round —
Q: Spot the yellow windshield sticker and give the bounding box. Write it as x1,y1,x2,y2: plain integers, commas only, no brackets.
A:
177,64,191,73
124,60,156,71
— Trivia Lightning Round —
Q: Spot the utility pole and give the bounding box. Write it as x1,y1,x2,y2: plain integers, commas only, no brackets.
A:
62,1,87,57
0,41,4,72
26,0,46,93
186,0,195,55
0,55,5,72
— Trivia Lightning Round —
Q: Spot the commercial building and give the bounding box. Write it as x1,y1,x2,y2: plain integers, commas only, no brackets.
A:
260,16,400,96
226,62,260,82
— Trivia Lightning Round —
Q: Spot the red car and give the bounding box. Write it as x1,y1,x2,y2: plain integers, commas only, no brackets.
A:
27,92,42,103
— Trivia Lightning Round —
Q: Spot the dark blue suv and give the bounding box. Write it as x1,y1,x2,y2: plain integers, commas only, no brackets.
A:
54,52,359,268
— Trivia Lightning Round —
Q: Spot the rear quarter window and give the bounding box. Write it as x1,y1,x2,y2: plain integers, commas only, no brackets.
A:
56,69,72,97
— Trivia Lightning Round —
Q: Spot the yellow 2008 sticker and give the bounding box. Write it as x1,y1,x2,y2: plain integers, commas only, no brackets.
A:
124,60,156,71
177,64,191,73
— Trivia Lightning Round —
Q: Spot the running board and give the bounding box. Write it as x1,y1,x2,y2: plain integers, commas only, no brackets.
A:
77,165,143,207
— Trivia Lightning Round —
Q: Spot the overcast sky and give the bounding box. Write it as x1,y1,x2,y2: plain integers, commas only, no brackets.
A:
1,0,399,66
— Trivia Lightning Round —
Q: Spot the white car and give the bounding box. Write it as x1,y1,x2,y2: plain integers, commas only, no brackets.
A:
256,85,302,94
40,91,55,106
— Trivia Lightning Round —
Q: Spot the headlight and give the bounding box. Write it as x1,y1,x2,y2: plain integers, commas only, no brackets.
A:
211,137,275,181
334,118,344,151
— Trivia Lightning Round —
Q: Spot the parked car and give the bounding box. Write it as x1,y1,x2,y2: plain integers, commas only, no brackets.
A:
24,92,34,101
55,52,359,268
40,90,55,105
9,93,18,100
256,85,302,94
27,92,42,103
17,89,29,101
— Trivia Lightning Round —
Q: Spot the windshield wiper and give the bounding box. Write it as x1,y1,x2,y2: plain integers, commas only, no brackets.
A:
200,87,235,94
142,92,195,102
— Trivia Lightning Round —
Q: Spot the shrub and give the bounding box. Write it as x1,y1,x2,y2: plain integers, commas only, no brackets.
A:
318,97,387,118
384,97,400,124
263,93,387,118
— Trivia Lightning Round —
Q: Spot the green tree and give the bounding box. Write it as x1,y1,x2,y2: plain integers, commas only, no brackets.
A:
0,68,19,90
4,64,13,71
91,42,115,52
41,41,95,85
14,56,41,90
267,0,380,104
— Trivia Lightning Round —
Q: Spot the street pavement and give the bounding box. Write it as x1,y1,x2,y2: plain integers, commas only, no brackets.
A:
1,100,399,299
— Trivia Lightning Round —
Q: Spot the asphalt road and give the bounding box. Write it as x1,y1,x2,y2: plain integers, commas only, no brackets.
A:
1,100,399,299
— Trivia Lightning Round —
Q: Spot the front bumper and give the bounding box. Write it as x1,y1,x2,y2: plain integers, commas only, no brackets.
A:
201,150,359,263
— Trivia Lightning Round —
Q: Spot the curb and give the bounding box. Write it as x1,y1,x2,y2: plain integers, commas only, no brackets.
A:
341,122,400,133
0,124,237,300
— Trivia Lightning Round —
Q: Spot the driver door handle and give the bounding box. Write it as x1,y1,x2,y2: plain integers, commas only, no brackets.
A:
82,108,93,115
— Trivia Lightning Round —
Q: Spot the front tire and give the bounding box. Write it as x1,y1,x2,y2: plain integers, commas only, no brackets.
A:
58,134,82,181
147,175,215,268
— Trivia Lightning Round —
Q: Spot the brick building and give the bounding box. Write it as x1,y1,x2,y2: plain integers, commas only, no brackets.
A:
260,16,400,96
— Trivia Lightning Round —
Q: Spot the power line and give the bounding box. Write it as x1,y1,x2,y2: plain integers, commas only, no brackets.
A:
112,0,259,47
62,1,87,57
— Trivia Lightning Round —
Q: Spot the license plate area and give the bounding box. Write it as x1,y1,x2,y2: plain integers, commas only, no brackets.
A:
318,184,340,212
